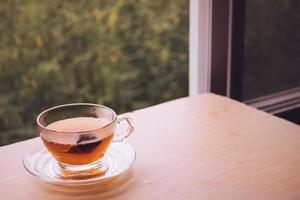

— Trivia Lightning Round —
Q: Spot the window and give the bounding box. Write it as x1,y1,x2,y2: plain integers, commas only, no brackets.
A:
242,0,300,100
231,0,300,119
190,0,300,123
0,1,189,146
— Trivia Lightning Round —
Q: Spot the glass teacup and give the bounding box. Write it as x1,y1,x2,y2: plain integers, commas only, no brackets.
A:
37,103,133,178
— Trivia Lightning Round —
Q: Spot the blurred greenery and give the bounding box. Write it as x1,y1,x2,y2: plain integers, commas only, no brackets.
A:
0,0,189,146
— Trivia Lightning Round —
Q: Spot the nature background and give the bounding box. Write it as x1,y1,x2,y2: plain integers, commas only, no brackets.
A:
1,0,299,146
0,0,189,146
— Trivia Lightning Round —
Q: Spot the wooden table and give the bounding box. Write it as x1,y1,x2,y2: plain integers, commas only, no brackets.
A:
1,93,300,200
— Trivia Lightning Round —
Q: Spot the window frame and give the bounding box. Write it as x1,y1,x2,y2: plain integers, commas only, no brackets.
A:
189,0,212,95
189,0,232,97
189,0,300,116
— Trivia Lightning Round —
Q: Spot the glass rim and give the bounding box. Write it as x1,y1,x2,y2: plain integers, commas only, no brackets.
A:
36,103,117,134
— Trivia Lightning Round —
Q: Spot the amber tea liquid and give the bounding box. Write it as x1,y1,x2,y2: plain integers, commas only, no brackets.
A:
41,117,113,165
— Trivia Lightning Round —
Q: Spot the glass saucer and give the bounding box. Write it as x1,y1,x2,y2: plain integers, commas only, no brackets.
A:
23,142,136,186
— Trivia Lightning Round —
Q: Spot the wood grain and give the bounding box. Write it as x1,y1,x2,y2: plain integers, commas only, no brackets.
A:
0,93,299,200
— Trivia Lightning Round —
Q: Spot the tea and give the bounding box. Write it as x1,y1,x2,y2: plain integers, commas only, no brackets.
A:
41,117,113,165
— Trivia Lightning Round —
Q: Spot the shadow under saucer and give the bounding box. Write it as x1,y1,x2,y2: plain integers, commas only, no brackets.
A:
35,169,135,199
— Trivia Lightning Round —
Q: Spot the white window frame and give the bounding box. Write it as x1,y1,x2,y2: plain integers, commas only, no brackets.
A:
189,0,212,96
189,0,232,97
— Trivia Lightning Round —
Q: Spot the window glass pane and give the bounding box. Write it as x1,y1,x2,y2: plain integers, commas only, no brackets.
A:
0,1,189,146
243,0,300,100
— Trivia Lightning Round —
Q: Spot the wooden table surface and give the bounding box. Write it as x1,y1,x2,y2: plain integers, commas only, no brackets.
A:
0,93,300,200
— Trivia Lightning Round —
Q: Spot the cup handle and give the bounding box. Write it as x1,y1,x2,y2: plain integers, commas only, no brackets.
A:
112,117,134,142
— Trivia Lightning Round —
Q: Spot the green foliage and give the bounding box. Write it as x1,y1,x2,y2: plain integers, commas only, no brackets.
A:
0,0,189,146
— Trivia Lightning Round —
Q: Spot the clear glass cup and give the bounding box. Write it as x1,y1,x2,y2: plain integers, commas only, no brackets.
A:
37,103,134,178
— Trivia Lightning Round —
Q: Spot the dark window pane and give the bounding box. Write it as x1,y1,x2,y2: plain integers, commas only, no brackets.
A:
243,0,300,100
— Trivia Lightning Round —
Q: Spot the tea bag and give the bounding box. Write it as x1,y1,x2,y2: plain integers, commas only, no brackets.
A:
76,135,97,144
67,135,102,153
